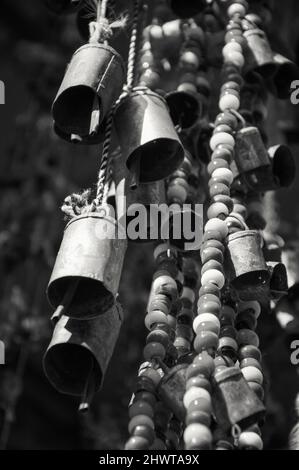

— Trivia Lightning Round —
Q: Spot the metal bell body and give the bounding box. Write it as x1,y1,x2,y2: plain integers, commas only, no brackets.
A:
52,43,125,144
114,87,184,183
157,363,187,422
267,262,288,300
268,144,296,189
168,0,206,19
47,210,127,319
43,303,123,396
166,90,199,129
244,28,277,79
226,230,270,302
212,367,265,431
272,53,299,99
45,0,82,14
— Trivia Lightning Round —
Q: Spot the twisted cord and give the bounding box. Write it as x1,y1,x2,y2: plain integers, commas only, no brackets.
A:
125,0,141,91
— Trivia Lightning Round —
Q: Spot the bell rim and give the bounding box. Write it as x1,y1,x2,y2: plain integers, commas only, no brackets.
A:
227,229,262,243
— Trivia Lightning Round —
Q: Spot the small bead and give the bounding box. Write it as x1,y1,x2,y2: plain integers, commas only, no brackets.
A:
214,124,233,134
186,410,211,427
238,432,263,450
125,436,149,450
209,182,230,197
208,159,229,175
198,284,221,298
128,415,155,434
219,93,240,111
221,81,241,93
237,329,260,347
129,401,154,419
143,342,166,361
132,424,155,445
218,336,238,352
193,314,220,335
194,352,215,375
180,51,200,71
197,299,221,315
201,247,224,264
239,345,262,362
188,397,212,414
204,218,229,238
201,269,225,289
145,311,168,330
219,305,237,324
184,424,212,450
152,274,177,300
148,296,170,315
183,387,212,409
210,132,235,151
240,358,262,371
211,194,234,212
228,4,247,18
186,376,211,392
203,230,223,242
197,293,221,307
134,391,156,408
212,168,234,185
146,329,169,348
194,330,219,354
215,112,238,129
242,366,263,384
207,202,229,219
223,42,242,57
238,300,261,319
139,367,162,387
201,260,223,276
201,240,225,254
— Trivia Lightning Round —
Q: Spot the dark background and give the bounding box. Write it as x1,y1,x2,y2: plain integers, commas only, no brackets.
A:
0,0,299,450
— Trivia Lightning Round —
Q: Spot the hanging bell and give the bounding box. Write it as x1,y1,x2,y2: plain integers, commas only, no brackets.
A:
243,28,277,79
225,230,270,302
267,262,288,301
47,208,127,320
52,43,125,144
166,87,200,130
272,53,299,100
43,302,123,398
234,127,295,191
114,87,184,184
212,367,265,432
44,0,82,14
168,0,206,19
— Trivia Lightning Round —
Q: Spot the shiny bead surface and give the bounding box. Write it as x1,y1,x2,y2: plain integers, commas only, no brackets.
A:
145,311,168,330
184,424,212,450
194,330,219,353
210,132,235,151
198,284,221,298
212,168,234,185
239,345,262,362
211,195,234,212
183,387,212,409
208,159,229,174
238,432,263,450
207,202,229,219
240,358,262,371
237,329,260,347
227,4,247,18
201,247,224,264
201,269,225,289
186,376,211,392
186,410,211,427
129,401,154,419
204,219,229,238
219,93,240,111
197,299,221,315
193,314,220,335
242,366,263,384
128,415,155,434
143,342,166,361
209,182,230,197
125,436,149,450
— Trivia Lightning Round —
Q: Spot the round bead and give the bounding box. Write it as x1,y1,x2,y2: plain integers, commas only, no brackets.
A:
197,299,221,315
194,330,219,354
239,345,262,362
174,337,190,351
201,247,224,264
194,352,215,375
203,230,223,242
207,202,229,219
145,311,168,330
139,367,162,387
237,329,260,347
215,112,238,129
210,132,235,151
146,329,169,347
143,342,166,361
193,314,220,335
204,218,229,238
228,3,247,18
219,305,236,324
218,336,238,352
242,366,263,384
125,436,149,450
240,358,262,371
152,274,177,300
134,391,156,408
201,241,225,255
238,432,263,450
128,415,155,434
208,159,229,174
201,269,225,289
129,401,154,419
248,382,264,401
148,296,170,315
219,93,240,111
188,397,212,414
184,424,212,450
133,424,155,445
212,168,234,185
220,325,237,339
186,410,211,427
211,195,234,212
223,42,242,57
183,387,212,409
198,284,221,298
186,376,211,392
238,300,261,319
180,51,200,71
167,184,187,203
221,81,240,93
214,124,233,134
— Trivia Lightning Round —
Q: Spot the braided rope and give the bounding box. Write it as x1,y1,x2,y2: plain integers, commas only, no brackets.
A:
125,0,141,91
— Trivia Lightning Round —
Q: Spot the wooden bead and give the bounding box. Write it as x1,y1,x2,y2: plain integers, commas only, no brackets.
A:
145,311,168,330
203,230,223,242
133,424,155,445
183,387,212,409
201,247,224,264
209,182,230,197
186,376,211,392
152,274,177,300
211,194,234,212
146,329,169,347
201,269,225,289
197,293,221,306
210,132,235,151
201,261,223,277
198,284,221,298
208,159,229,175
242,366,263,384
239,345,262,362
197,300,221,316
212,168,234,185
218,336,238,352
207,202,229,219
219,93,240,111
128,415,155,434
238,300,261,318
194,330,219,354
184,424,212,450
238,432,263,450
228,3,247,18
125,436,150,450
194,352,215,375
188,397,212,414
129,401,154,419
204,218,228,238
237,329,260,347
240,358,262,371
139,367,162,387
193,314,220,335
143,342,166,361
215,112,238,129
186,410,211,427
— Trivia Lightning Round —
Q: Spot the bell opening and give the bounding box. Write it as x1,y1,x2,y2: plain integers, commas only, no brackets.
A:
44,344,102,396
270,264,288,294
48,276,115,319
272,146,296,187
127,139,183,183
232,270,270,291
53,86,101,136
166,91,199,129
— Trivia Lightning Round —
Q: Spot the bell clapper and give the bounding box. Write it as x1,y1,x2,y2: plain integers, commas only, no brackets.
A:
130,154,141,190
89,95,100,136
79,358,96,414
51,280,79,323
70,134,83,143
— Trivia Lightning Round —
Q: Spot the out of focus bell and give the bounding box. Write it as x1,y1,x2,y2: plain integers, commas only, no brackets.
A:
43,302,123,399
44,0,82,14
212,367,265,431
166,89,200,129
225,230,270,302
267,262,288,301
52,43,125,144
234,127,295,191
114,87,184,184
272,53,299,100
168,0,206,19
243,28,277,79
47,208,127,320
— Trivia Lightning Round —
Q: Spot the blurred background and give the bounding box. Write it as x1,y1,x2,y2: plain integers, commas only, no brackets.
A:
0,0,299,450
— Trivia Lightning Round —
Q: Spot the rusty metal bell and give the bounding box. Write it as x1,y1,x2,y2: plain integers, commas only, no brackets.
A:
47,209,127,320
45,0,82,14
43,302,123,397
267,262,288,300
243,28,277,79
212,367,265,431
168,0,206,18
166,90,200,129
52,43,125,144
234,127,295,191
272,53,299,99
114,87,184,184
225,230,270,302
